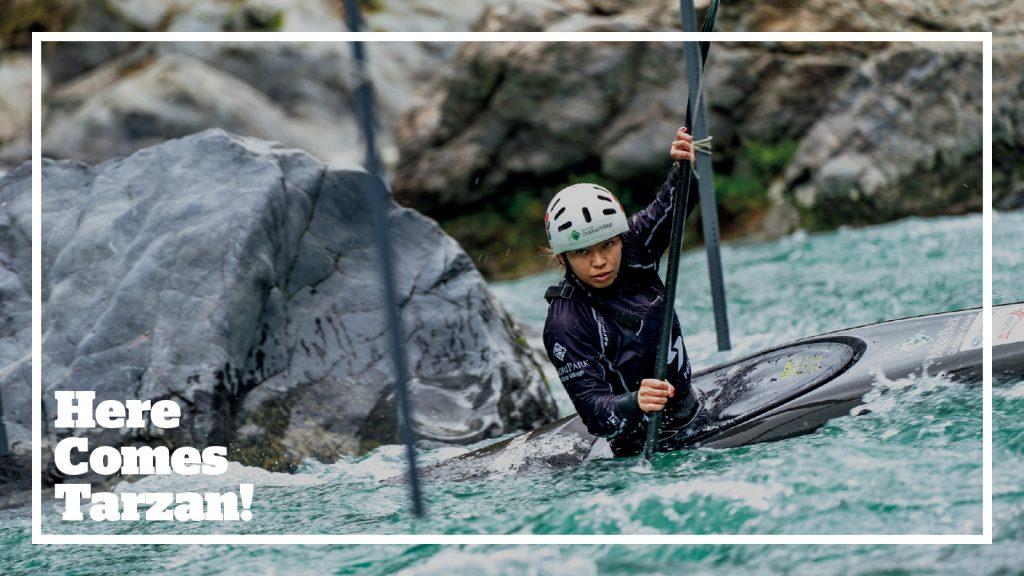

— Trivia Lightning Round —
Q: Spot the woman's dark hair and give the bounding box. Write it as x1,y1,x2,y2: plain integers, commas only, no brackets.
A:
541,245,566,268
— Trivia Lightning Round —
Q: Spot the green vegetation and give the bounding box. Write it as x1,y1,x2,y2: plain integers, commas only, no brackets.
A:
437,139,800,280
440,191,550,280
715,138,797,213
228,396,294,473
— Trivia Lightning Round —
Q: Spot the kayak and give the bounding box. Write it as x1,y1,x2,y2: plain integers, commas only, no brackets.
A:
400,303,1024,483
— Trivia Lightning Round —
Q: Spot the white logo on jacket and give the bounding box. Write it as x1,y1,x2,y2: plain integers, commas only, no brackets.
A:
667,335,686,372
552,342,567,361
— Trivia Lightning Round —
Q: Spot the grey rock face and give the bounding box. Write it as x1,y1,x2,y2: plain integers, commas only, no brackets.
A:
720,0,1022,35
391,39,974,219
44,52,308,165
0,160,31,479
394,0,1017,236
26,0,502,172
0,130,556,482
776,44,983,227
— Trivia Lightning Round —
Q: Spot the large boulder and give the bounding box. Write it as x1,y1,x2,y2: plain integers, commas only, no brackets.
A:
0,130,556,486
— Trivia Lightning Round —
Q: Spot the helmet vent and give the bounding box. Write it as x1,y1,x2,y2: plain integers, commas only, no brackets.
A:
557,221,573,232
554,207,566,220
597,195,613,202
582,207,592,223
602,208,617,215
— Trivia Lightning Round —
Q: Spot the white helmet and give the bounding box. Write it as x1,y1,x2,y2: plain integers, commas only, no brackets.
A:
545,183,629,255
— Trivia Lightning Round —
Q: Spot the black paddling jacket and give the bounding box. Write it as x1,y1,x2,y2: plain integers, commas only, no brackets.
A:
542,169,699,457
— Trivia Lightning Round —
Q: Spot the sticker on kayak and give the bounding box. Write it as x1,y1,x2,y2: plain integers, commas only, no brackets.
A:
897,331,932,352
996,307,1024,345
781,353,824,380
958,312,984,352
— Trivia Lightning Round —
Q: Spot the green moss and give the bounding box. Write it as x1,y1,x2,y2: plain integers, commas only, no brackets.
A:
747,139,799,172
228,398,294,473
716,138,798,214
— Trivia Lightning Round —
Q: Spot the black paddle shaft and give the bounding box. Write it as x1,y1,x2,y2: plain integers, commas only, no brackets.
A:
642,0,719,463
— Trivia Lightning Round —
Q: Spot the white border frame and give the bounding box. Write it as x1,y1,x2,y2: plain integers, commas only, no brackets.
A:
31,31,992,545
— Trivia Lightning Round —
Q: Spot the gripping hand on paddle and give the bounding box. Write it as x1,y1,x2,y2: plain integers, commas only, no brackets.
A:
670,127,694,163
638,378,675,412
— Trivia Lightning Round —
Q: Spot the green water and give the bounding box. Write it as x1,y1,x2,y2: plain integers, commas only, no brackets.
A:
3,211,1022,574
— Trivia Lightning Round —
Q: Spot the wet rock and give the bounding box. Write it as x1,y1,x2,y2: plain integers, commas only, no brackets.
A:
0,129,556,485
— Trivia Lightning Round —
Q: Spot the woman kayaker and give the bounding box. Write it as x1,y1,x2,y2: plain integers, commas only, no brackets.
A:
542,127,700,457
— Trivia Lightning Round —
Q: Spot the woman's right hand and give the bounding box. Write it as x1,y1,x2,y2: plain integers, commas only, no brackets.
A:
638,378,675,412
670,126,694,163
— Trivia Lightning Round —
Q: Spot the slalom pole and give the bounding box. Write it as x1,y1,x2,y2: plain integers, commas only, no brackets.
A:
688,1,731,352
343,0,424,518
641,0,720,466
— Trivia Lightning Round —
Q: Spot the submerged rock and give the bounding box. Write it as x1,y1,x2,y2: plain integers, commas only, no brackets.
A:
0,130,557,488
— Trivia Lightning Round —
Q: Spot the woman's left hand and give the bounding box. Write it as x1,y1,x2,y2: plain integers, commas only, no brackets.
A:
670,126,694,162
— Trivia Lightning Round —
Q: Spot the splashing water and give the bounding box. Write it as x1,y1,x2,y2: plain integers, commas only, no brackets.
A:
3,211,1022,574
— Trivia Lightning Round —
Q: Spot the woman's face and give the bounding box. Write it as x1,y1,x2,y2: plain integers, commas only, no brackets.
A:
564,236,623,289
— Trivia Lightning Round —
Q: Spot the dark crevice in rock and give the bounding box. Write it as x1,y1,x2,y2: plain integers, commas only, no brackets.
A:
282,164,327,301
